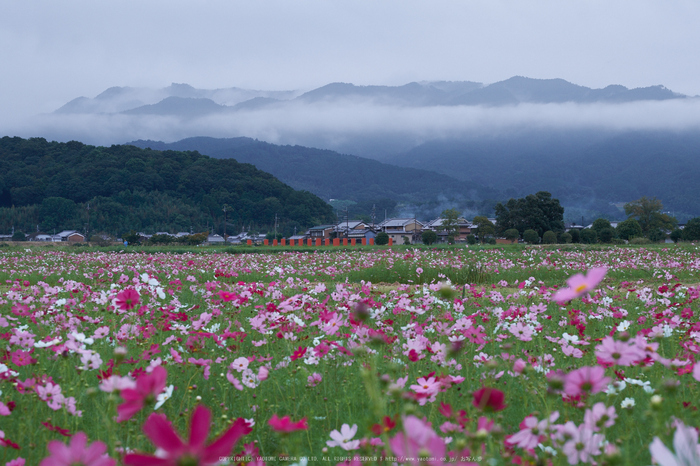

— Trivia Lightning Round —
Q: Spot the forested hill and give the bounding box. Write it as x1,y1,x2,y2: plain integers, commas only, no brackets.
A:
127,137,501,204
0,136,336,237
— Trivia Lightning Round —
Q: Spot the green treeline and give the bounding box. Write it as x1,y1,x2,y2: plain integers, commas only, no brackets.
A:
0,137,335,237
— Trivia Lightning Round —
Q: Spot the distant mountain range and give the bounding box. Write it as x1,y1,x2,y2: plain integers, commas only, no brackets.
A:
127,137,501,219
41,77,700,222
55,77,690,117
55,83,299,115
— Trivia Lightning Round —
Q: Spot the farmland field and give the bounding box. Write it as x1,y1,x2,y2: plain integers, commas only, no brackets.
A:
1,243,699,465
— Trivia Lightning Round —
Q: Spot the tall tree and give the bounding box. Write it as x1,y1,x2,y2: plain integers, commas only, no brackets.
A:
623,197,676,235
472,216,495,243
494,191,564,237
440,208,461,237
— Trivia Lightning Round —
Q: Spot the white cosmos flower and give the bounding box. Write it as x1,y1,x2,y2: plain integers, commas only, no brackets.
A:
154,385,174,410
35,337,62,348
617,321,631,332
621,397,636,409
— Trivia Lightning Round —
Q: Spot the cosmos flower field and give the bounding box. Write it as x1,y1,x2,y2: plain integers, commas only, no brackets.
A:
1,244,700,465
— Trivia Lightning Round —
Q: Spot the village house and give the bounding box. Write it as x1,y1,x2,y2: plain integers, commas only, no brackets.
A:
334,220,370,238
424,217,473,242
307,225,336,240
377,218,424,245
56,230,85,242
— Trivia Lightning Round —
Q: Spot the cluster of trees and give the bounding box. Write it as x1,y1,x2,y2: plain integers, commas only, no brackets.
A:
493,192,565,243
0,137,335,237
491,193,691,245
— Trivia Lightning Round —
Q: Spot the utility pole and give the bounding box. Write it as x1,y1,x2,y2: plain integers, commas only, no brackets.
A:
345,207,349,238
223,205,228,242
274,213,278,239
371,204,376,231
86,202,90,240
414,213,417,244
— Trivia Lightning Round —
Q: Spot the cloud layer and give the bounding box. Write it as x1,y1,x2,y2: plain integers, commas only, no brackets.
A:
6,98,700,157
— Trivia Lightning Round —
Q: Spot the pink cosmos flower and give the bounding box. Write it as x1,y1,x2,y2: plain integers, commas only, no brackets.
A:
230,357,249,373
114,288,140,311
506,412,559,450
6,459,25,466
649,420,700,466
552,267,607,303
116,366,167,422
307,373,322,387
326,424,360,451
564,366,611,397
99,375,136,393
509,322,533,341
268,414,308,432
123,405,251,465
595,337,643,366
583,402,617,431
388,416,445,466
560,422,604,464
39,432,115,466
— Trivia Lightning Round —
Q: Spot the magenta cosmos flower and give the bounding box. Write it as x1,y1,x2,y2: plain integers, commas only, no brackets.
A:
268,414,308,432
117,366,167,422
472,387,507,412
124,405,251,466
39,432,115,466
552,267,607,303
115,288,140,311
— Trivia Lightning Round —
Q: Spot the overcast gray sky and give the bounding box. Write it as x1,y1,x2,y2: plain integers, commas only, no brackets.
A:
1,0,699,126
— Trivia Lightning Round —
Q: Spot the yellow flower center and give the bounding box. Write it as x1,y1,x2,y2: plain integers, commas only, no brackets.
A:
575,284,588,293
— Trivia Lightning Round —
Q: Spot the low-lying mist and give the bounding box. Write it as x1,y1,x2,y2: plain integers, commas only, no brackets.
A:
4,98,700,158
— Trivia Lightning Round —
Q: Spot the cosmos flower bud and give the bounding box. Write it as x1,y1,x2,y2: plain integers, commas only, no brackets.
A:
353,302,369,322
114,346,127,363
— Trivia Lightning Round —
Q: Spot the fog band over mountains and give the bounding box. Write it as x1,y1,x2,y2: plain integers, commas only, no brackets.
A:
5,77,699,155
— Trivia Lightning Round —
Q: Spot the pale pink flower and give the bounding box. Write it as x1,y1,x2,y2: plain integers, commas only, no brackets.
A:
507,412,560,450
99,376,136,393
227,372,244,391
561,422,604,464
410,376,440,395
327,424,360,451
323,317,342,335
693,363,700,382
241,369,259,389
39,432,115,466
595,337,643,366
230,357,249,373
649,420,700,466
307,373,323,387
65,397,82,417
562,343,584,358
513,358,527,374
583,402,617,431
552,267,607,303
37,382,62,402
388,416,446,466
509,322,533,341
